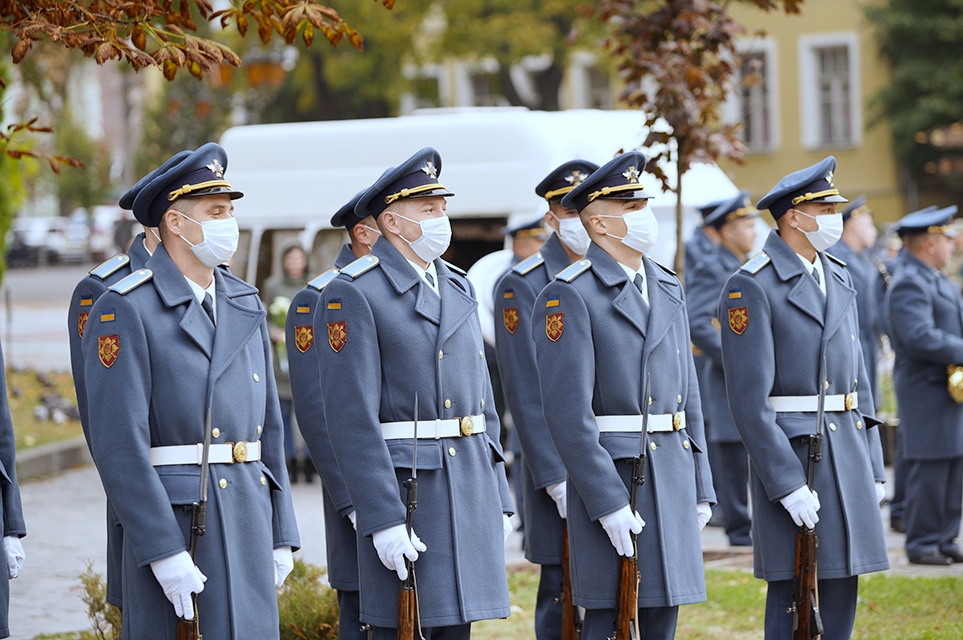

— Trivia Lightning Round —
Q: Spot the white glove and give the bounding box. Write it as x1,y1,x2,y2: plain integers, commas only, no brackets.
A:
150,551,207,620
546,481,567,519
696,503,712,531
503,514,513,542
875,482,886,504
3,536,24,579
347,510,357,530
372,524,426,580
273,547,294,587
779,486,821,529
599,505,645,557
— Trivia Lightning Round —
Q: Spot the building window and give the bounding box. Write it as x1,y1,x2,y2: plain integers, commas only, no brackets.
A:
738,52,772,151
816,46,851,145
798,32,862,150
410,75,441,109
587,66,612,109
470,71,502,107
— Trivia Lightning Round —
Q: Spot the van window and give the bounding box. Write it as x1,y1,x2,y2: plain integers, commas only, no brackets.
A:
255,228,305,291
310,229,349,276
445,218,506,272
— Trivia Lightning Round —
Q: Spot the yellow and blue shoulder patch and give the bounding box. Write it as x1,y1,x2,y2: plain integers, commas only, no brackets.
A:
295,301,312,314
826,252,847,267
545,295,560,308
727,287,743,300
89,253,130,280
740,252,771,275
442,260,467,276
108,268,153,295
307,268,339,291
512,253,544,275
502,288,515,299
326,298,342,310
99,308,116,322
341,254,379,279
555,259,592,283
79,295,94,308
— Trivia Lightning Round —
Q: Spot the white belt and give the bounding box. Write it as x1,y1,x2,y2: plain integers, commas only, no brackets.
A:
381,414,486,440
768,394,858,413
149,441,261,466
596,412,686,433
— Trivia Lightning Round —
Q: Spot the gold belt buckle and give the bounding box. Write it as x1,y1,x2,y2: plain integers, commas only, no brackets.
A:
459,416,474,437
844,393,856,412
232,441,248,463
673,412,682,431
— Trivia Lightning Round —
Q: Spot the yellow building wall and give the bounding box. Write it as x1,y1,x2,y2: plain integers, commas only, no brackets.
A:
719,0,905,223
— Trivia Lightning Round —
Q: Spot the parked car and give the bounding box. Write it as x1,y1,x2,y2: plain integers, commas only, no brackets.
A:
5,217,89,267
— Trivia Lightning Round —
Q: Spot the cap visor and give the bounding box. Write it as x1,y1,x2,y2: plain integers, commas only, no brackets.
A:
812,194,848,204
602,189,654,200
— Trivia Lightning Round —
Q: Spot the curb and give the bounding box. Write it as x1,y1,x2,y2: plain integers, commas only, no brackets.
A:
16,435,91,481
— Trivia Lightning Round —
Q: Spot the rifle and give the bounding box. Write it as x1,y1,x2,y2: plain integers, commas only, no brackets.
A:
610,373,650,640
398,393,423,640
790,357,827,640
176,405,212,640
559,524,582,640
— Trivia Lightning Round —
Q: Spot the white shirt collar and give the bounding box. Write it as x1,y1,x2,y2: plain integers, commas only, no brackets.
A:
184,275,217,320
795,252,826,296
617,261,649,306
406,259,440,296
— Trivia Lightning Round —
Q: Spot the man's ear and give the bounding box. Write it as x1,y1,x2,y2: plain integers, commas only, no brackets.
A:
163,209,182,236
380,211,400,235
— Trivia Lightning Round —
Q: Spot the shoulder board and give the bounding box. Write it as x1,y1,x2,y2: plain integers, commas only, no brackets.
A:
512,253,545,275
554,259,592,283
108,268,153,295
825,252,847,267
652,260,676,276
442,260,467,276
341,254,380,279
740,252,771,275
89,253,130,280
307,268,340,291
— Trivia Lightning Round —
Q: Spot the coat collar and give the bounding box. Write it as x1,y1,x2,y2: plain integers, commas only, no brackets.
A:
208,267,266,384
128,232,152,270
334,243,357,270
541,233,574,277
820,250,856,346
371,236,422,296
717,245,745,271
763,230,826,327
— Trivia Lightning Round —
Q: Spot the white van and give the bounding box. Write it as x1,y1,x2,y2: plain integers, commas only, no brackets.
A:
219,108,740,288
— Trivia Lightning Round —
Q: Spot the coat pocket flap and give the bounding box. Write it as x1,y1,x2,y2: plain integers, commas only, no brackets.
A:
156,468,202,505
388,441,443,470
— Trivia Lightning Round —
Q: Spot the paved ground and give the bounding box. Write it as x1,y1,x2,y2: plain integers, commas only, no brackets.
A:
9,463,961,640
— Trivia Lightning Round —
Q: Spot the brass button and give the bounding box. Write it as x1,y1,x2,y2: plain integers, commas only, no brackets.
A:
212,428,220,438
439,350,444,359
672,412,682,430
852,334,855,342
824,380,830,390
676,348,680,355
683,440,690,449
480,399,485,408
829,423,837,431
448,447,456,456
650,442,657,451
260,476,267,486
253,373,260,382
256,425,262,435
479,350,484,359
648,397,653,406
856,420,863,430
445,399,452,409
677,395,682,404
845,393,856,411
219,478,227,489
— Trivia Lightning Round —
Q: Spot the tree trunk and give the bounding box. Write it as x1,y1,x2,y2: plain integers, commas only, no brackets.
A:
532,62,564,111
496,65,527,107
675,157,685,278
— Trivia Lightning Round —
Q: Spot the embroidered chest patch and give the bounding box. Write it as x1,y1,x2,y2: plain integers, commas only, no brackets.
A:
728,306,749,335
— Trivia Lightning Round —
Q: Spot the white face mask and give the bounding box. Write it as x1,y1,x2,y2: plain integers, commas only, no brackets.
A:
794,209,843,252
551,213,591,255
177,212,239,268
394,213,452,263
601,206,659,254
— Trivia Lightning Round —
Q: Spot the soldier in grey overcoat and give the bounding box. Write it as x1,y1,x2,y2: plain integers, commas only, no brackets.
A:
686,191,757,547
827,195,882,408
493,160,597,640
534,152,715,640
314,148,512,639
0,342,26,639
885,205,963,566
719,157,888,640
286,191,380,640
83,144,299,639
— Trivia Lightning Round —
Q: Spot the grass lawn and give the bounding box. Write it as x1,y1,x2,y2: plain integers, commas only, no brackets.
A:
474,567,963,639
6,368,83,450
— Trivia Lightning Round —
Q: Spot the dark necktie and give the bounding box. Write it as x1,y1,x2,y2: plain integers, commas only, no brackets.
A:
812,268,821,286
425,272,435,287
634,272,650,326
202,293,215,325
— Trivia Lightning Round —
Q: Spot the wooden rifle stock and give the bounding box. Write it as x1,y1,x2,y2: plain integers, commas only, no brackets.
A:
560,525,582,640
175,598,200,640
398,578,416,640
611,549,639,640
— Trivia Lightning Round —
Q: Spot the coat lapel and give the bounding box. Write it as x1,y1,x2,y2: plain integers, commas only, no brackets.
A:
820,253,856,347
437,260,478,346
373,239,441,325
208,268,265,384
765,231,825,327
641,256,683,359
147,246,215,359
585,245,647,337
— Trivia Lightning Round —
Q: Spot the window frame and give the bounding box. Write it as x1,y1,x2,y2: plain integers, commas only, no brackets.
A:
797,31,862,150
